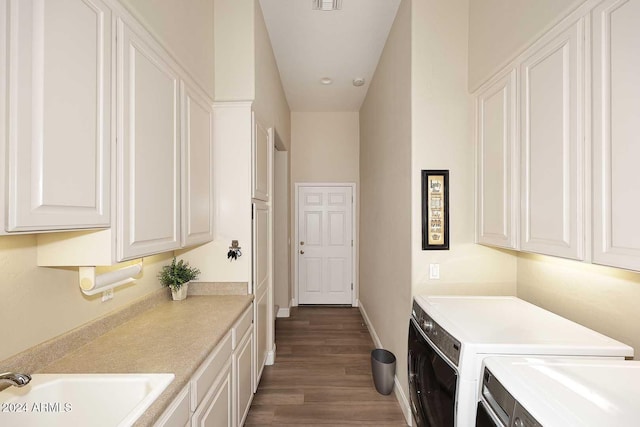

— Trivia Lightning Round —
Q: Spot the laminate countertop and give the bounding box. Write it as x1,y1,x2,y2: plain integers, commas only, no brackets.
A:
40,294,254,426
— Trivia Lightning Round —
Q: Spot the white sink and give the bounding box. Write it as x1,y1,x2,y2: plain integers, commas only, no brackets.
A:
0,373,174,427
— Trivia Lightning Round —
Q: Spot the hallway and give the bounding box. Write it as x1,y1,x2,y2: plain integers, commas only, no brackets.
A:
245,306,408,426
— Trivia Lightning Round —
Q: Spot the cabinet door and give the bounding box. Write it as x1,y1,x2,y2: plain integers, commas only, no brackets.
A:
192,362,233,427
181,81,214,247
252,115,270,201
520,19,584,260
234,328,254,427
6,0,111,231
252,202,270,389
592,0,640,270
476,69,518,249
118,19,180,260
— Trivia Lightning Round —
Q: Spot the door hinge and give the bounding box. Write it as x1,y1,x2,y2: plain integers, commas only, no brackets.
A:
351,239,353,247
351,283,353,290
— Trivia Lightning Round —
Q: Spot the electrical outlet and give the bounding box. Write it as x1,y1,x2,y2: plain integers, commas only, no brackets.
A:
429,263,440,280
102,288,114,302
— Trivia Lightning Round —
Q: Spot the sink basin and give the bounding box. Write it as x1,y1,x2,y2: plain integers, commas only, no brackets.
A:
0,373,174,427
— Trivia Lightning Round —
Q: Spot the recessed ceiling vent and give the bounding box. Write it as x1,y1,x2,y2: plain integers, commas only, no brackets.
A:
312,0,342,11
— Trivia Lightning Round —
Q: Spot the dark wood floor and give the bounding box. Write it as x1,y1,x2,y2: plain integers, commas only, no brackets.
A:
245,306,408,426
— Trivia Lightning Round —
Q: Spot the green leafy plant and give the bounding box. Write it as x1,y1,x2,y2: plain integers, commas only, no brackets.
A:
158,257,201,291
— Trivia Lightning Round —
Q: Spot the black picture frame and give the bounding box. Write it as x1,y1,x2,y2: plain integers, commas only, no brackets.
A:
422,170,449,250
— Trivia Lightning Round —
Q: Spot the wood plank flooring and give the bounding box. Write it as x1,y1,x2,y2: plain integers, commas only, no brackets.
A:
245,306,408,426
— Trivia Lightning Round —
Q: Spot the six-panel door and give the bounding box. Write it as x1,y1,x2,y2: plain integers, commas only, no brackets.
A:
297,186,353,305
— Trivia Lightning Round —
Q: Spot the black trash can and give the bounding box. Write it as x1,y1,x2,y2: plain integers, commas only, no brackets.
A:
371,348,396,395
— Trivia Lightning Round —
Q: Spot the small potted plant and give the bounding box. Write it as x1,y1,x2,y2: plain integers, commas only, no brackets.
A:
158,257,201,301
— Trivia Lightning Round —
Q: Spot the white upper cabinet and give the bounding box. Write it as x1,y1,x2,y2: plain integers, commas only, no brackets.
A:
181,81,214,247
117,18,180,260
519,19,585,260
476,69,519,249
592,0,640,270
6,0,111,232
252,115,270,202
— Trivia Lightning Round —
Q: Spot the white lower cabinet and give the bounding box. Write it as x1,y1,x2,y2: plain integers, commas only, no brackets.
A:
155,306,254,427
234,316,254,426
154,385,191,427
193,361,233,427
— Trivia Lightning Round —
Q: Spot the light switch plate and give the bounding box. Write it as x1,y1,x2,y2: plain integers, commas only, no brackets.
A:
429,263,440,280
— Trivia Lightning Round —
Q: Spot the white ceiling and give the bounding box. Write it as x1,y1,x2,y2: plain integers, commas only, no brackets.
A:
259,0,401,112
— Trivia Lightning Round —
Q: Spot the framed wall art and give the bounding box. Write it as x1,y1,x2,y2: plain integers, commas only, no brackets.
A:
422,170,449,250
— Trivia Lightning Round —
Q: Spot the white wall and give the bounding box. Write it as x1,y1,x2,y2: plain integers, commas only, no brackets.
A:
0,0,215,362
468,0,584,90
411,0,517,298
359,0,412,403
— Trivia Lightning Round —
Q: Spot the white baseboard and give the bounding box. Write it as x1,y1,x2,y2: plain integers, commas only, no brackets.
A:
266,344,276,365
276,307,290,318
359,301,413,427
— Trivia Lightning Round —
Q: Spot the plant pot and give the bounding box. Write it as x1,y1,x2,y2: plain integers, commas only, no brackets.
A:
171,282,189,301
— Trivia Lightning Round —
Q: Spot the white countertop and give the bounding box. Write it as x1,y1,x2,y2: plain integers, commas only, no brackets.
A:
482,356,640,427
416,295,633,357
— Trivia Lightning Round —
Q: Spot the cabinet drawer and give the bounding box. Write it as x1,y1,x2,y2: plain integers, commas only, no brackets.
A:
154,384,190,427
191,332,232,411
232,306,253,350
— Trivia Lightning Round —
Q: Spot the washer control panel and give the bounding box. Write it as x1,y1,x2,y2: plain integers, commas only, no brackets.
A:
412,300,461,367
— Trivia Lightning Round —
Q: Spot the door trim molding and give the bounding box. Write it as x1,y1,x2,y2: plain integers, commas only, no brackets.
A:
293,182,357,307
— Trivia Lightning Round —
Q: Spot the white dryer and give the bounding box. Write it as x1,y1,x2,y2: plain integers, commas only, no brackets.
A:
477,357,640,426
408,296,634,426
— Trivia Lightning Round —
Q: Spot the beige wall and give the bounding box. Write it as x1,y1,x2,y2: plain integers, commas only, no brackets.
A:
273,151,290,310
518,253,640,356
182,0,290,285
214,0,255,101
254,0,291,150
121,0,215,97
290,111,360,308
0,234,171,360
0,0,214,362
359,0,412,404
290,112,359,185
411,0,516,298
468,0,584,90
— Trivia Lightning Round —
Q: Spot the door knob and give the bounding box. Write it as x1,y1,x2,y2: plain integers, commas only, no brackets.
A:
300,250,305,254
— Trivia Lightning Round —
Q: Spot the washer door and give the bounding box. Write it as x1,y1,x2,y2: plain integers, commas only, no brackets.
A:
476,401,501,427
408,319,457,427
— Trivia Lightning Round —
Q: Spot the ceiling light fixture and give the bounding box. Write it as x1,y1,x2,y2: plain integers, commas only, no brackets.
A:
312,0,342,11
320,77,333,85
352,78,365,87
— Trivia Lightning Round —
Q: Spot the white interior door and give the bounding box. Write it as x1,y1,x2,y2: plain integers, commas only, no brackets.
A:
297,185,353,305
